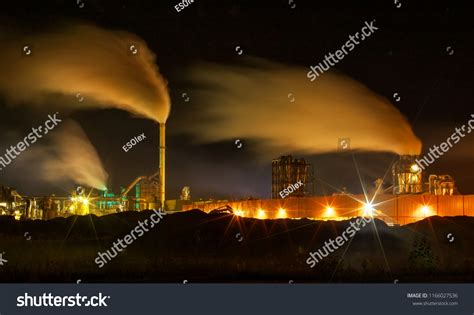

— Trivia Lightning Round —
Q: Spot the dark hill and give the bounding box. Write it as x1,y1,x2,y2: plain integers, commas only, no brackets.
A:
0,211,472,282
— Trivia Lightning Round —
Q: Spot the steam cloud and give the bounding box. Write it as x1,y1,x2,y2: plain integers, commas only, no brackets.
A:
0,22,170,189
38,120,108,190
179,59,422,157
0,23,170,123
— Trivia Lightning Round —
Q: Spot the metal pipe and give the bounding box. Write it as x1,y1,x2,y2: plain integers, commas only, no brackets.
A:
121,176,148,198
159,123,166,210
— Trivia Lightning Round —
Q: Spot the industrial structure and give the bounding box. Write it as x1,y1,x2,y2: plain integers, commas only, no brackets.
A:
272,155,314,199
183,154,471,225
183,193,474,225
0,121,168,220
159,123,166,209
428,174,457,195
0,145,471,225
392,155,423,194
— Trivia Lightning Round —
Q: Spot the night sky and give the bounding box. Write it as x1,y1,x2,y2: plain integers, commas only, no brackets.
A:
0,0,472,199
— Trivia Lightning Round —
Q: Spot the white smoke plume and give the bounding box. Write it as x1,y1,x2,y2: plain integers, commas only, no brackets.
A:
0,22,170,123
38,120,108,190
178,59,422,157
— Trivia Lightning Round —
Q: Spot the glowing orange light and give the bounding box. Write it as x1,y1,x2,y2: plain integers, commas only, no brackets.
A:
419,205,432,217
257,208,266,219
277,208,287,218
410,164,421,173
325,207,335,217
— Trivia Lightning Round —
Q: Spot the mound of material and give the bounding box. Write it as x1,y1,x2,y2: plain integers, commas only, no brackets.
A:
0,211,472,282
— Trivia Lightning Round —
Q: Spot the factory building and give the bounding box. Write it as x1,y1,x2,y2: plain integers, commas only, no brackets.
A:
428,175,457,196
182,154,471,225
0,185,22,218
272,155,314,199
124,176,160,211
183,193,474,225
392,155,423,194
0,185,19,211
0,140,469,225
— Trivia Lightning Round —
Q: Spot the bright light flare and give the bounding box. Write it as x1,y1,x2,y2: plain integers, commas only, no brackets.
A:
234,209,244,217
363,202,375,217
324,206,335,217
410,164,421,173
257,208,266,219
277,207,287,218
75,196,89,205
419,205,432,217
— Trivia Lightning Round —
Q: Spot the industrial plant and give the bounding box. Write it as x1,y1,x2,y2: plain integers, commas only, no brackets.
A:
184,154,469,225
271,155,314,199
0,122,171,220
0,127,470,225
0,147,470,224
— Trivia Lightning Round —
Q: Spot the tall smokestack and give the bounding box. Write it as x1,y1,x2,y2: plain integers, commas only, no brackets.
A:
159,123,166,210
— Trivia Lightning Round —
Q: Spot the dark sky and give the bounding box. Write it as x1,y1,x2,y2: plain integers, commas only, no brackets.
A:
0,0,473,199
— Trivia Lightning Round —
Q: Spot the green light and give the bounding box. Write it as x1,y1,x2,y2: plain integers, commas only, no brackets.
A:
135,184,140,210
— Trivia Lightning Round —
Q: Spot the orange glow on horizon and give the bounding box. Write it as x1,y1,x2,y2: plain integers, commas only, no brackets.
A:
324,206,335,217
419,205,433,217
257,208,266,219
277,208,287,218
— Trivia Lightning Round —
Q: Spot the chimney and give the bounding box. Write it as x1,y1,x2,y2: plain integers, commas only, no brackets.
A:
159,123,165,210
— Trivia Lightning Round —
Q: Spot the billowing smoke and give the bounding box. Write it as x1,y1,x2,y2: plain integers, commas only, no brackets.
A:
0,23,170,123
37,120,108,190
179,59,421,156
